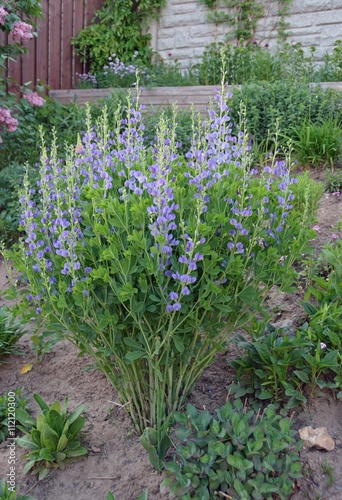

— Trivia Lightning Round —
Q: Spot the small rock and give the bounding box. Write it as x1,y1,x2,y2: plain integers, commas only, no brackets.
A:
91,446,101,453
299,426,335,451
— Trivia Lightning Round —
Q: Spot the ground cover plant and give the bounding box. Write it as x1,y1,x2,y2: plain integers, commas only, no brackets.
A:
162,400,302,499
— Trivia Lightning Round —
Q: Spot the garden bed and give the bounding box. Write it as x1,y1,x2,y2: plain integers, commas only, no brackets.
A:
0,169,341,500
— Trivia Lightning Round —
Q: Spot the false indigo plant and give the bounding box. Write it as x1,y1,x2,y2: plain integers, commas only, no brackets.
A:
8,84,315,464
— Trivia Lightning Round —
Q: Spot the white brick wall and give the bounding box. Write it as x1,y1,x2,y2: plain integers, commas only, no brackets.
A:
150,0,342,69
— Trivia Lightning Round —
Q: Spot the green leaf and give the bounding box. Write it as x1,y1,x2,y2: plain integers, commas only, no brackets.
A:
39,448,55,461
125,350,146,362
41,424,59,451
135,489,148,500
15,408,36,428
38,467,50,480
173,336,185,353
33,394,50,412
68,404,88,425
47,409,65,435
16,436,39,451
65,446,88,457
123,337,144,350
57,434,69,452
106,492,116,500
68,416,86,440
238,285,257,304
22,460,36,475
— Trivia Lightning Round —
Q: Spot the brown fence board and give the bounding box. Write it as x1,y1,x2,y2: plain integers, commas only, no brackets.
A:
1,0,103,91
22,36,36,88
73,0,86,81
49,0,62,89
61,0,74,89
36,0,49,88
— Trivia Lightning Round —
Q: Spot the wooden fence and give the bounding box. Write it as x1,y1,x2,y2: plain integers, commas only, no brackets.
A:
0,0,103,91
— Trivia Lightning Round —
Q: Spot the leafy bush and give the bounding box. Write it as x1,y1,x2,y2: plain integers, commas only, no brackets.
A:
0,388,30,442
194,42,316,86
228,81,342,147
0,306,25,362
6,87,315,465
71,0,166,72
0,479,35,500
16,394,87,480
162,400,302,499
318,39,342,82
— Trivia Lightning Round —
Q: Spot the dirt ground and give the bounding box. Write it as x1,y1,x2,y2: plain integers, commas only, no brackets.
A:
0,171,341,500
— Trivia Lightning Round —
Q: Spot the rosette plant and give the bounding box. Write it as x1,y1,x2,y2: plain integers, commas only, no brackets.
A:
8,83,315,464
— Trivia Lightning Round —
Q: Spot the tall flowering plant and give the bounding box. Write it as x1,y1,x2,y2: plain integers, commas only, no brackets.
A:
8,86,314,463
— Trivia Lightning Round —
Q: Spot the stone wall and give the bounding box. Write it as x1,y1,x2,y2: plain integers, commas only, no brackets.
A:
149,0,342,69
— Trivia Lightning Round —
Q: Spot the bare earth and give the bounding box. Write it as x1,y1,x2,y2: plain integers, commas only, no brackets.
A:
0,172,341,500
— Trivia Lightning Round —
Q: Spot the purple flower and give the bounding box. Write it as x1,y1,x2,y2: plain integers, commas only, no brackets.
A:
169,291,179,300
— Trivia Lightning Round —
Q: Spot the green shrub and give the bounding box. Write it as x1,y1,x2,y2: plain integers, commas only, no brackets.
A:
318,39,342,82
0,388,30,443
6,87,314,466
194,42,316,86
0,479,36,500
228,82,342,147
162,400,302,499
0,306,25,362
289,172,324,214
325,169,342,193
16,394,87,480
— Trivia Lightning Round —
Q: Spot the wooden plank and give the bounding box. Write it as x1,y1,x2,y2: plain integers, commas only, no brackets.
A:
21,32,36,87
49,0,62,89
61,0,74,89
49,82,342,108
36,0,49,88
73,0,85,82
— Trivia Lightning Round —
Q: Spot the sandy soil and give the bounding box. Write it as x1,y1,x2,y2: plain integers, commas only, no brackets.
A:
0,174,341,500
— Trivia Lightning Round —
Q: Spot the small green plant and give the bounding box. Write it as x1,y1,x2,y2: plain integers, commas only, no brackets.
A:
107,489,148,500
319,39,342,82
228,325,311,408
289,119,342,168
162,400,302,499
324,169,342,193
0,479,36,500
0,306,25,362
0,388,30,442
16,394,87,480
321,460,336,488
